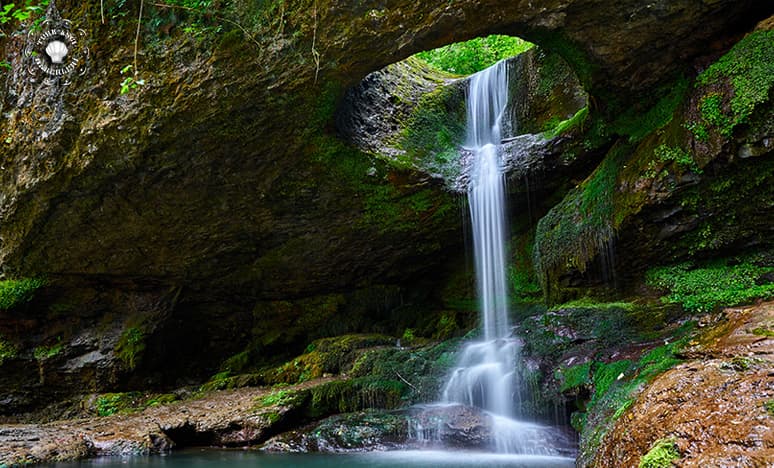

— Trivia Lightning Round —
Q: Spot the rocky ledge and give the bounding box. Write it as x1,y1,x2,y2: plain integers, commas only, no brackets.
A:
594,302,774,467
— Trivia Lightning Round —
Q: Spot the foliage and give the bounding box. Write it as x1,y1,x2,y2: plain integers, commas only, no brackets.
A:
0,278,45,310
254,377,406,420
0,0,48,34
115,326,145,370
752,327,774,338
542,106,589,139
0,335,18,366
651,144,700,175
639,437,680,468
561,326,692,461
557,361,592,393
257,389,302,408
765,400,774,416
550,298,634,312
416,35,533,75
646,258,774,313
33,341,62,360
119,65,145,94
689,30,774,139
96,391,177,416
508,232,542,302
263,334,395,384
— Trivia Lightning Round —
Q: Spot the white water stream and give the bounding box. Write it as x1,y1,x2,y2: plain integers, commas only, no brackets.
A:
422,60,568,457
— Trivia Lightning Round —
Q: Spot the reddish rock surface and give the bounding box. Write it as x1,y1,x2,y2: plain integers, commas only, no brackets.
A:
595,302,774,467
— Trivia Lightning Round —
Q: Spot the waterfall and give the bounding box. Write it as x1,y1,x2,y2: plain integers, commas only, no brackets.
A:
442,60,515,420
430,60,567,456
466,60,511,341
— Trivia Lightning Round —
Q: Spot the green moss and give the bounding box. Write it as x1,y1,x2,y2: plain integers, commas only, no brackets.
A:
765,399,774,416
543,106,589,139
0,335,18,366
95,391,178,416
639,437,680,468
751,327,774,338
609,75,689,143
115,326,145,370
651,144,700,175
0,278,45,310
262,334,396,385
557,361,592,393
398,82,466,180
646,257,774,313
305,377,405,418
509,232,542,301
572,330,691,458
33,341,63,360
550,298,635,312
689,30,774,139
257,389,306,408
534,143,630,298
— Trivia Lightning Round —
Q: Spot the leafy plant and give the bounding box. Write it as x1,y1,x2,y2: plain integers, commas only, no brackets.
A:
0,278,46,310
0,336,18,366
542,106,589,139
648,144,701,176
639,437,680,468
0,0,49,35
646,258,774,313
119,64,145,94
115,326,145,369
689,30,774,139
33,340,63,360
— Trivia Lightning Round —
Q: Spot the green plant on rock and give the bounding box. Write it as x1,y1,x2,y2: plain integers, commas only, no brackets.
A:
0,0,49,34
0,335,18,366
543,106,589,139
257,389,303,408
95,391,177,416
556,361,592,393
651,144,701,175
534,144,629,297
689,30,774,139
0,278,45,310
33,340,63,360
565,329,692,459
639,437,680,468
646,257,774,313
119,64,145,95
608,75,688,143
115,326,145,370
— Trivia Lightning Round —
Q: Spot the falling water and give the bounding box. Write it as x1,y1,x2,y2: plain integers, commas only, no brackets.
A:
435,60,567,456
443,60,515,418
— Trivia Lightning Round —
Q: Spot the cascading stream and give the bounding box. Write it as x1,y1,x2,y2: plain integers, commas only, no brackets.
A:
443,60,515,419
431,60,566,456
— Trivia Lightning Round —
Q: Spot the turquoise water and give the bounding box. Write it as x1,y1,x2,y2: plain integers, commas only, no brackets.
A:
47,450,575,467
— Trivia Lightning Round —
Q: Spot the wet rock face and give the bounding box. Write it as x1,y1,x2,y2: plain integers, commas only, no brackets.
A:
262,411,409,453
0,0,766,297
0,0,768,416
593,303,774,467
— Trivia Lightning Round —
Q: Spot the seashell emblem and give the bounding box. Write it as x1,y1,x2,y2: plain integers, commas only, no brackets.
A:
45,40,69,64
